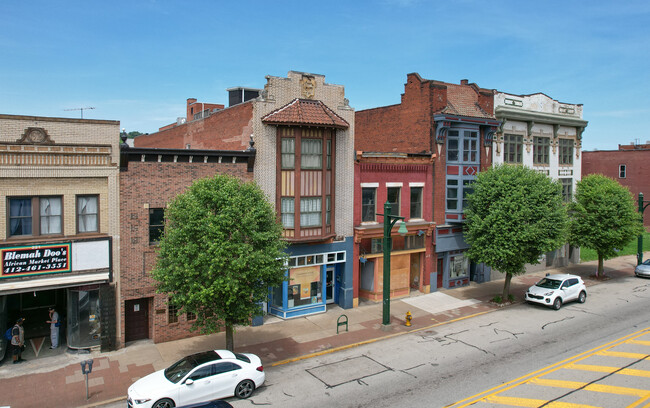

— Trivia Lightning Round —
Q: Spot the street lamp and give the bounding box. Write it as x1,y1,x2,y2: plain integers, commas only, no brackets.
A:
377,201,408,326
638,192,650,265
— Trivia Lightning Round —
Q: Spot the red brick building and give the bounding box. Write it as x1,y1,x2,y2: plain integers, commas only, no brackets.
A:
583,143,650,228
118,137,256,345
355,73,498,289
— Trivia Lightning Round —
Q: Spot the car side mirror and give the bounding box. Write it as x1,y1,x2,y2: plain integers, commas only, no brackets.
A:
185,379,194,385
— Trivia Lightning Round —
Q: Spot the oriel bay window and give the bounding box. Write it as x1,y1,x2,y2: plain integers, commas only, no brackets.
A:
278,126,335,240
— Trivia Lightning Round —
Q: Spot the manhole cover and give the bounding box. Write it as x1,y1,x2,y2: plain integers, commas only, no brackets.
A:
307,355,390,387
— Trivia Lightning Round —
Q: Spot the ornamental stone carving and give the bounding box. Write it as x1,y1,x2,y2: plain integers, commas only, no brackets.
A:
300,75,316,99
18,127,54,144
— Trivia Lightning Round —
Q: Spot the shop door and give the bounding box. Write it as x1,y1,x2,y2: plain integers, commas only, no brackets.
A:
125,299,149,342
325,267,336,304
410,253,421,289
437,258,444,289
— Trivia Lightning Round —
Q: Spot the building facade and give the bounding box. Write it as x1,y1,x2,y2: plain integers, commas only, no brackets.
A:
135,71,355,319
494,92,588,270
355,74,498,290
119,140,255,345
0,114,120,358
583,143,650,228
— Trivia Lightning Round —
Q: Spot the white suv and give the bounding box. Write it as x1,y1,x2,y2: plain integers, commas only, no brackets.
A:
525,274,586,310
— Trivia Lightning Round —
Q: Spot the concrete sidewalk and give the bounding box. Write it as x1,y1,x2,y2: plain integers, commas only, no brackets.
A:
0,254,642,408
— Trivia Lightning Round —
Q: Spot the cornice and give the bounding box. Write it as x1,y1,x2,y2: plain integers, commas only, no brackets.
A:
495,106,588,128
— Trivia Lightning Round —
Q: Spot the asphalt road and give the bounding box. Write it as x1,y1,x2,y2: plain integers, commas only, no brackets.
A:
225,275,650,408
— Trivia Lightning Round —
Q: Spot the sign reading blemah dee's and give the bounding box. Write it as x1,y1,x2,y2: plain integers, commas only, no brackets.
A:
1,243,71,278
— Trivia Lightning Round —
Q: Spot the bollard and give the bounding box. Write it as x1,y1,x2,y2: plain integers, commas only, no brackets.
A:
337,314,348,334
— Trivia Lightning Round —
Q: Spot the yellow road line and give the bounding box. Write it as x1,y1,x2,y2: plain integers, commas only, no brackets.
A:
485,395,601,408
628,340,650,346
529,377,650,397
567,363,650,377
597,350,649,359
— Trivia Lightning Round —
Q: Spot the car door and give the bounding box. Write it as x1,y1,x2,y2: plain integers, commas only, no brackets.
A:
211,361,245,398
177,364,216,406
563,278,579,301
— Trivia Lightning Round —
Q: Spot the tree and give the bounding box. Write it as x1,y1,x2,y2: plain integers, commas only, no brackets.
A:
568,174,644,278
465,165,568,301
152,174,287,351
127,131,142,138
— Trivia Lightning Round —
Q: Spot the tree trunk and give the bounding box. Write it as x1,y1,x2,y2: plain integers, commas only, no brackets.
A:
597,254,604,278
225,320,234,351
502,273,512,302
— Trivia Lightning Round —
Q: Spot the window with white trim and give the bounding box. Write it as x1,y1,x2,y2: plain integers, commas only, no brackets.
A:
559,139,573,165
387,187,401,216
504,134,523,164
410,187,423,219
560,178,573,202
533,137,550,165
619,164,626,178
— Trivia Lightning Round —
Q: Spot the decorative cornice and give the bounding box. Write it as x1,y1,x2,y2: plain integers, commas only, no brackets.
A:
495,106,588,128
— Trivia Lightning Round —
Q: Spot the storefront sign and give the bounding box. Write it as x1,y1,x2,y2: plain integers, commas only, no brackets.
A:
1,244,72,278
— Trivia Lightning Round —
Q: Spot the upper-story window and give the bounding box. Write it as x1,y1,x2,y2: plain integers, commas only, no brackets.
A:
300,197,321,227
301,139,322,169
447,179,459,210
447,129,479,163
462,180,474,209
77,195,99,233
447,130,459,162
504,134,523,164
281,198,295,228
281,138,295,169
387,187,401,216
410,186,423,219
463,131,478,162
619,164,626,178
149,208,165,244
326,139,332,170
361,187,376,222
559,139,573,165
560,178,573,202
8,196,63,237
533,137,550,165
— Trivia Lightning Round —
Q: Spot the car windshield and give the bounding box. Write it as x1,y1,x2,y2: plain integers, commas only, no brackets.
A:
535,278,562,289
164,351,220,383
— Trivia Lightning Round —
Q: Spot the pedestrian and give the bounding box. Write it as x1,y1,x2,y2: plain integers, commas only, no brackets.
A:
47,307,59,349
11,317,25,364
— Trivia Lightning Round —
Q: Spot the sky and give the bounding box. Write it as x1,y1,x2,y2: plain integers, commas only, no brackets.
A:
1,1,648,151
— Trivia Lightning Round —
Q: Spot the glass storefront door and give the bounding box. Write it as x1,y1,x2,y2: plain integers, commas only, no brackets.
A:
325,266,336,304
67,287,101,349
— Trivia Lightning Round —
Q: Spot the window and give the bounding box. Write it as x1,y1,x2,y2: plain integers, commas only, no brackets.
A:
447,179,459,210
533,137,550,165
405,234,424,250
504,134,523,164
77,195,98,233
168,301,179,324
325,196,331,226
560,178,573,202
371,238,383,253
149,208,164,244
387,187,400,216
186,311,196,321
9,196,62,237
559,139,573,165
362,188,376,222
188,365,213,381
281,138,295,169
281,198,294,228
447,130,459,162
410,187,423,219
462,180,474,209
619,164,626,178
326,139,332,170
301,139,322,169
300,197,321,227
449,254,469,279
463,131,478,162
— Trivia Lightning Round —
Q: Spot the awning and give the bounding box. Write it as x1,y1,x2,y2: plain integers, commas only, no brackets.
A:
0,271,110,295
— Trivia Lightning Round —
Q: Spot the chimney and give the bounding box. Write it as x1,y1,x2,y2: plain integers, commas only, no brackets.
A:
460,79,469,85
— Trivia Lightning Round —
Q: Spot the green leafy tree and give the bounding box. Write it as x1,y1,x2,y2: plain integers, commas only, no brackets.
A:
127,131,142,138
152,174,287,351
465,165,568,300
568,174,644,278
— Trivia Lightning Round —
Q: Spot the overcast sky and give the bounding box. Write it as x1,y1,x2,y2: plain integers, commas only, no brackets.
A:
1,1,648,151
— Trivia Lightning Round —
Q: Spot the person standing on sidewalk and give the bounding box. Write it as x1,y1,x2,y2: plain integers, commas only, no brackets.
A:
47,307,59,349
11,317,25,364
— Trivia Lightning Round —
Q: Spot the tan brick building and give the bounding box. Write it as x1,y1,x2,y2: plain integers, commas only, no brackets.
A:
0,114,120,356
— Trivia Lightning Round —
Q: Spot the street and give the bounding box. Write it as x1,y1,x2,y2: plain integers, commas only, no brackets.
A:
227,275,650,408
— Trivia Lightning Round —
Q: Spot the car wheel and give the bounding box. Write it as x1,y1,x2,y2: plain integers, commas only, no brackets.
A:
152,398,175,408
552,298,562,310
578,291,587,303
235,379,255,399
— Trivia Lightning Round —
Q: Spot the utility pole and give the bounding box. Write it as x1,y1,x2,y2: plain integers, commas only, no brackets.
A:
64,107,95,119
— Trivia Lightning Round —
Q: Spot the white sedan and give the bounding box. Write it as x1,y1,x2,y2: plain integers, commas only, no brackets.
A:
524,274,587,310
127,350,265,408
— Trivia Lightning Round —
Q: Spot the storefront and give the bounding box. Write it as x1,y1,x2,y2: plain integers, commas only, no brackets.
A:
269,241,352,319
0,238,114,353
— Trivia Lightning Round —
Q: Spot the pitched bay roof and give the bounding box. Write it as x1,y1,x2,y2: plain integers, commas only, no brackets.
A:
436,83,494,119
262,98,349,129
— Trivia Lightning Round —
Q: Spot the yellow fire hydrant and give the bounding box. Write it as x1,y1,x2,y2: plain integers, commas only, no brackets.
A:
405,311,412,327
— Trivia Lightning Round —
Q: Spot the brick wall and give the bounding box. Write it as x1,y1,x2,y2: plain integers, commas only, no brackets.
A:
119,160,253,345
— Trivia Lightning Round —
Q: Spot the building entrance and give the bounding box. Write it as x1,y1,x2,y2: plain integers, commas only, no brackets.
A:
125,298,149,343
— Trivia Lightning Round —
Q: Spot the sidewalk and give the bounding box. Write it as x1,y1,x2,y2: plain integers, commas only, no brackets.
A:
0,254,642,408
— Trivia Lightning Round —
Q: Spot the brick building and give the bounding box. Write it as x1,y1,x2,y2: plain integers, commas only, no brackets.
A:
583,143,650,228
353,152,436,302
494,91,588,270
135,71,356,318
0,114,120,357
355,74,498,290
119,138,256,345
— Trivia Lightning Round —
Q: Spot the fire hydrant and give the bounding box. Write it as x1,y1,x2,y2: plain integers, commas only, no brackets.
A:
405,311,412,327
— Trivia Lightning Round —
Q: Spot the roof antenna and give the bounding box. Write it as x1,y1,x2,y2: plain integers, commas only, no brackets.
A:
64,107,96,119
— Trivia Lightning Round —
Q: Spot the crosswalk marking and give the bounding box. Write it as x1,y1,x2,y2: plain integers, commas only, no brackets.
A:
485,395,601,408
567,363,650,377
529,378,650,397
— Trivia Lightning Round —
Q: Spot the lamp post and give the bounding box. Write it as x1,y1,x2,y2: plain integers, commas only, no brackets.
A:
377,201,408,326
638,192,650,265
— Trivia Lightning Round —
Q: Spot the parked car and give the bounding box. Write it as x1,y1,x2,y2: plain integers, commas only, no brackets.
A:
524,274,587,310
127,350,265,408
635,259,650,278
